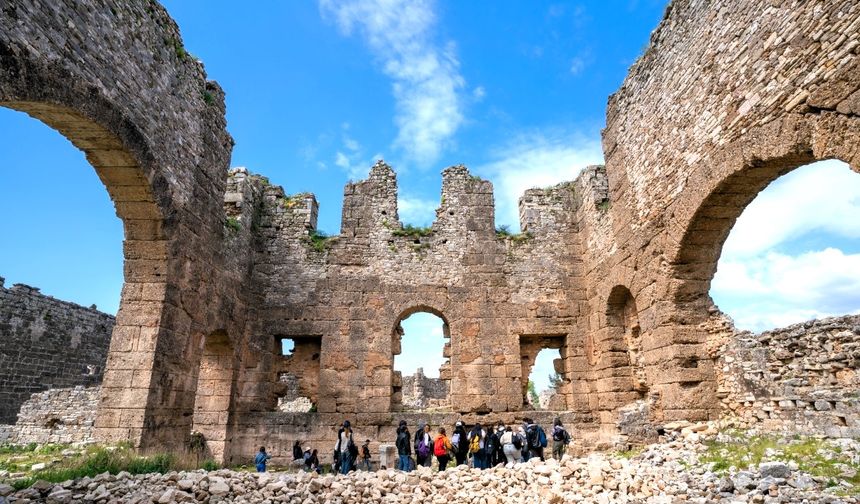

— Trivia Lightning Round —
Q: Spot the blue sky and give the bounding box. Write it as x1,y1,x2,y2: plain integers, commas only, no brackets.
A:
1,1,858,394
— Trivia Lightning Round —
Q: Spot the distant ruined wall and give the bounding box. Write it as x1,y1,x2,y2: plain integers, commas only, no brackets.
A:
401,369,449,410
0,386,100,445
0,279,113,424
715,315,860,437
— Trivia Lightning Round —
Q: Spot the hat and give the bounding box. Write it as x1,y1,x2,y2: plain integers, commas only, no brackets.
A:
304,446,310,451
497,426,505,432
455,421,463,427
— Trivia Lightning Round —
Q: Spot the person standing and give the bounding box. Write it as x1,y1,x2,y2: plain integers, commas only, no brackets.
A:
395,420,413,471
524,418,547,461
292,440,303,461
361,439,372,470
551,418,571,460
336,420,357,475
518,426,530,462
434,427,453,471
500,426,522,464
415,423,433,467
467,423,487,469
254,446,272,473
451,421,469,466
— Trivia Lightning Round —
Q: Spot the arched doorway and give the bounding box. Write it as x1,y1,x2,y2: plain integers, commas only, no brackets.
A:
710,159,860,331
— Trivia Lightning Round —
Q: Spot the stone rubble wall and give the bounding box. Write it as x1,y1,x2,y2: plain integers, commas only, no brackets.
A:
0,279,113,424
400,368,449,410
0,386,99,445
714,314,860,437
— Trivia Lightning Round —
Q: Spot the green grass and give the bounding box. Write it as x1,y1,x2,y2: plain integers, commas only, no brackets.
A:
700,433,860,494
496,225,532,244
202,90,214,105
225,216,241,232
6,446,178,490
306,230,331,252
391,224,433,238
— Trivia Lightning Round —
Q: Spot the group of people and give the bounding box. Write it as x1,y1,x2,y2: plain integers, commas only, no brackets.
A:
395,417,571,472
254,417,571,474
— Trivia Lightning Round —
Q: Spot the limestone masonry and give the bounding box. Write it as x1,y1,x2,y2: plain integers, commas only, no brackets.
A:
0,0,859,465
0,279,113,424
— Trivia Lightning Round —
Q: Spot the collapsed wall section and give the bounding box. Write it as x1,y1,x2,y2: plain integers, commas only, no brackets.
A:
0,279,113,424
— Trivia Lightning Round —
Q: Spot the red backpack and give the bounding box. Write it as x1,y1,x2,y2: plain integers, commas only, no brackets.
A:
434,436,447,456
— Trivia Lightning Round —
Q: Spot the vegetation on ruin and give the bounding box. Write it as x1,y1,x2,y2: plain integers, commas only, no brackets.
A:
597,199,611,212
281,193,312,209
225,216,241,232
527,380,540,408
201,89,214,105
306,230,332,252
390,223,434,238
495,225,532,244
0,443,220,490
700,432,860,493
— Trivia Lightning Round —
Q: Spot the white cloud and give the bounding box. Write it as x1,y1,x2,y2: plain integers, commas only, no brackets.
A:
473,86,486,101
334,151,350,169
722,160,860,258
396,312,446,378
398,195,438,226
474,131,604,230
319,0,465,164
712,160,860,332
712,248,860,332
569,56,586,75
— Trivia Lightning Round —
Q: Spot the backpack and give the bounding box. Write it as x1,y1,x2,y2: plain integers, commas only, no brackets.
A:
512,433,523,450
417,436,431,458
434,437,447,457
451,432,460,451
362,445,371,459
537,426,548,448
468,432,481,454
486,432,498,454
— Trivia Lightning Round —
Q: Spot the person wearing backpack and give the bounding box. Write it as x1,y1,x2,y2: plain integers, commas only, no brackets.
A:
451,421,469,466
499,426,522,464
524,418,547,461
467,423,487,469
395,420,413,471
434,427,454,471
415,422,433,467
551,418,571,460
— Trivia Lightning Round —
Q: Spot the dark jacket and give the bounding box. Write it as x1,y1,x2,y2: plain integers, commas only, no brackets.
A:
396,427,412,456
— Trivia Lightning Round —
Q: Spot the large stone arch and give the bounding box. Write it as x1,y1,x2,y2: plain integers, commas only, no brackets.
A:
0,1,239,451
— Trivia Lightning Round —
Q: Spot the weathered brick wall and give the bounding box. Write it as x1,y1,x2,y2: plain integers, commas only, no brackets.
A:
0,279,113,424
0,386,100,445
586,0,860,423
0,0,245,458
401,368,449,410
715,314,860,437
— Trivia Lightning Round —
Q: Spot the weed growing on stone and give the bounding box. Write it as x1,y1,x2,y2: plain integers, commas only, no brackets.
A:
598,200,611,212
225,217,241,232
306,230,331,252
391,224,433,238
496,225,532,244
202,90,214,105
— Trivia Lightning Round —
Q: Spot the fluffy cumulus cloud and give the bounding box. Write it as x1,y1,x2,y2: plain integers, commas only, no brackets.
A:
395,312,447,378
319,0,465,164
474,131,604,230
711,160,860,332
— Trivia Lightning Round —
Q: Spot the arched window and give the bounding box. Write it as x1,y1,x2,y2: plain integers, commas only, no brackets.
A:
392,310,450,411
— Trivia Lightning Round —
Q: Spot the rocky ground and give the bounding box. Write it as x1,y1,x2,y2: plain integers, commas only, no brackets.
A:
2,422,859,503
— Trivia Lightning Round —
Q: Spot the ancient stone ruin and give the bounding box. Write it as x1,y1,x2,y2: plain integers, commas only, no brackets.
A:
1,0,859,466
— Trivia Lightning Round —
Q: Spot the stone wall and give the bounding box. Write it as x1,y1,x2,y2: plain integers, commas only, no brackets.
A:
400,368,449,410
0,279,113,424
0,386,99,445
714,314,860,437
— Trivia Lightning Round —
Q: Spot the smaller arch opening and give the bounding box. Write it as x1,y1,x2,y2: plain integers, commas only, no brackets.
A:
392,309,450,412
606,286,648,398
519,334,567,410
